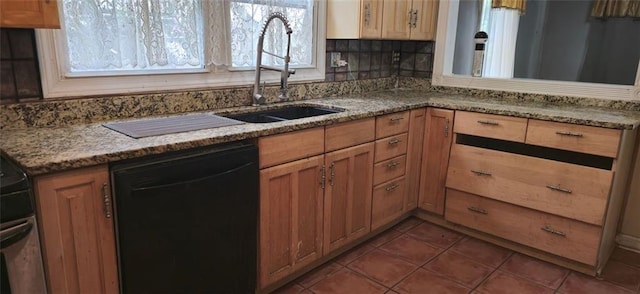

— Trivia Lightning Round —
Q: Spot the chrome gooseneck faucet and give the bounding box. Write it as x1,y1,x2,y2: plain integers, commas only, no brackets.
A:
253,12,296,106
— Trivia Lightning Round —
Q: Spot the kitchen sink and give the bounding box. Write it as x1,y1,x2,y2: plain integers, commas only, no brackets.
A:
225,105,344,123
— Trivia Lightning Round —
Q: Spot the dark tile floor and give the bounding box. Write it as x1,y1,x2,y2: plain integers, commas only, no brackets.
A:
274,217,640,294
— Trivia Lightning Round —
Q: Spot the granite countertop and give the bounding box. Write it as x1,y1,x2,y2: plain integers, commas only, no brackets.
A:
2,89,640,176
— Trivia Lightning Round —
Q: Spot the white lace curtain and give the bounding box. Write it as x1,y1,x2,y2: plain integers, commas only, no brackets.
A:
61,0,314,73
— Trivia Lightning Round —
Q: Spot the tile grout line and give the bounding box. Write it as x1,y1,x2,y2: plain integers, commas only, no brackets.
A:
387,230,469,292
468,250,515,292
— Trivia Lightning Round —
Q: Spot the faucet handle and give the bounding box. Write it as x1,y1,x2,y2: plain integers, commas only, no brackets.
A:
288,69,296,77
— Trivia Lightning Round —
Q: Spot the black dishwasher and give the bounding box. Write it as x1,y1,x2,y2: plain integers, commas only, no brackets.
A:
111,142,258,294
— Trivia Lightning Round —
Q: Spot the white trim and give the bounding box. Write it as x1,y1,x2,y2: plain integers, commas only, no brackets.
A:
36,1,326,99
432,0,640,101
616,234,640,253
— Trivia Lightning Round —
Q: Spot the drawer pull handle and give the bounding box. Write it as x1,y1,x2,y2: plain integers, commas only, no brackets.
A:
387,161,400,168
467,206,488,214
389,117,404,122
385,183,399,191
541,225,566,237
471,169,492,176
555,131,583,137
546,184,572,194
477,120,499,126
329,162,335,186
388,138,401,145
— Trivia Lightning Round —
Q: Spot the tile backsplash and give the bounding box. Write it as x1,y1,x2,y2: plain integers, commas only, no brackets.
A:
325,39,434,82
0,29,42,104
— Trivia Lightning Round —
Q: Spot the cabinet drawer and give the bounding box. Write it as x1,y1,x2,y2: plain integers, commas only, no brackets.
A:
445,189,601,266
372,177,406,230
259,128,325,168
376,111,410,138
446,144,613,225
454,111,528,142
525,120,621,158
373,155,406,186
326,118,375,152
374,133,408,162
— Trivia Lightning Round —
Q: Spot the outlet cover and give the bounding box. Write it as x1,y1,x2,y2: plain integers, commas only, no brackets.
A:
330,52,341,67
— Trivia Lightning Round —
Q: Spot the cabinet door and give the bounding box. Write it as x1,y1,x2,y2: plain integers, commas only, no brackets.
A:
382,0,411,39
259,155,324,288
324,143,374,254
410,0,439,40
0,0,60,28
418,108,454,215
34,165,118,294
405,108,426,211
361,0,384,38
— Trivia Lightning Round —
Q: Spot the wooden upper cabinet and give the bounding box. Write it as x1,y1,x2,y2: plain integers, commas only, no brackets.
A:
361,0,384,39
327,0,383,39
382,0,411,39
382,0,439,40
410,0,438,40
34,165,118,294
259,156,325,289
418,108,454,215
1,0,60,29
323,143,374,254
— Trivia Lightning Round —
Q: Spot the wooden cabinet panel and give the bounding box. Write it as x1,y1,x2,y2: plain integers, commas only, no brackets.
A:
34,165,118,294
418,108,454,215
373,155,407,186
374,133,409,162
1,0,60,28
259,127,324,168
324,143,374,254
454,111,528,142
376,111,410,138
382,0,411,39
410,0,438,40
361,0,384,38
372,177,406,230
446,144,613,225
259,155,324,288
446,189,601,266
405,108,425,211
327,0,383,39
526,120,621,158
326,118,375,152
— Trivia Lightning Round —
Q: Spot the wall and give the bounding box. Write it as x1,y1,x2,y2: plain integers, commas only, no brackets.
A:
0,29,42,103
514,0,640,85
452,0,479,76
0,28,435,104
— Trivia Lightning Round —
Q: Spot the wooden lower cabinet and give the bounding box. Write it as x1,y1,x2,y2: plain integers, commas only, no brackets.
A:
323,143,374,255
419,108,454,214
259,155,325,289
372,177,407,230
0,0,60,28
405,108,426,211
34,165,118,294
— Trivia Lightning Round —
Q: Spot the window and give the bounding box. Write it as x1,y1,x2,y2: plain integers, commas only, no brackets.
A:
36,0,325,98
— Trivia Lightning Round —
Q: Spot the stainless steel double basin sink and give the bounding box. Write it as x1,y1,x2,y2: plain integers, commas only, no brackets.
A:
225,105,344,123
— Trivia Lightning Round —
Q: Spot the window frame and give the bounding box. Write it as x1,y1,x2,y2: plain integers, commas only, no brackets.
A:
36,0,325,99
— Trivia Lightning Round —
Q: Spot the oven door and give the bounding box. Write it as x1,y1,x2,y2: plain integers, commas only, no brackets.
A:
0,216,46,294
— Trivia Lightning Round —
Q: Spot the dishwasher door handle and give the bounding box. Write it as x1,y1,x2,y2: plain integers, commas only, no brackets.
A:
131,162,255,192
